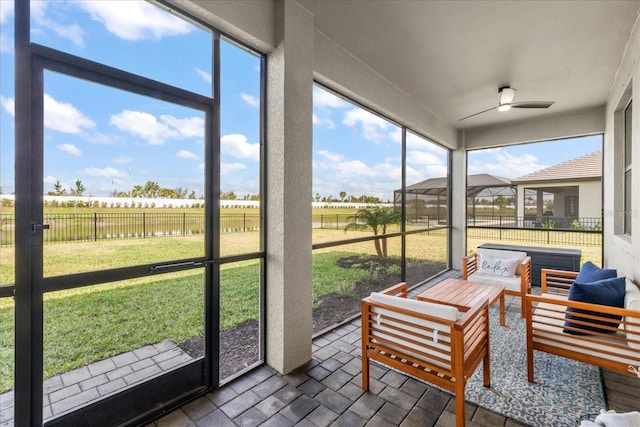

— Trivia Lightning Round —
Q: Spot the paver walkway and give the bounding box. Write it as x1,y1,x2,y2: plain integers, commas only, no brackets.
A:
0,340,193,425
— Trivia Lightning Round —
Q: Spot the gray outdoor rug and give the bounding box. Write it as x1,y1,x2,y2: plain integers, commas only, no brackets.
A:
463,308,605,427
370,307,605,427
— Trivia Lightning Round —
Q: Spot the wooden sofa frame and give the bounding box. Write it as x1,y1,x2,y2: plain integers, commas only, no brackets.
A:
525,269,640,383
463,251,532,317
362,283,490,427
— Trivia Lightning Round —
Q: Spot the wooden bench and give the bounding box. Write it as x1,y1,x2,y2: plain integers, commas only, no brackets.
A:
463,248,532,317
362,282,490,427
525,269,640,383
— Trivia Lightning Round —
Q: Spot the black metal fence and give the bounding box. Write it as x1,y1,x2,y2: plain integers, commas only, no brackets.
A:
0,212,602,247
468,215,602,231
0,213,260,247
467,215,602,247
312,213,436,229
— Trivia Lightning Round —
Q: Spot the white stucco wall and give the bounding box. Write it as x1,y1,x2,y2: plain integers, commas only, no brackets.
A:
603,14,640,282
579,181,603,219
461,106,605,150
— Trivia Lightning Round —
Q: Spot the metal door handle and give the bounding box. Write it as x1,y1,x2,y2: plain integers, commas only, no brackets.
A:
31,222,50,232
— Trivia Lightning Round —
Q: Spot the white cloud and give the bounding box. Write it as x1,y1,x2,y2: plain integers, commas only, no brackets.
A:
57,143,82,156
312,113,334,128
241,93,259,108
195,68,212,84
0,96,15,116
31,1,84,46
221,162,246,176
406,164,448,185
221,133,259,160
0,31,12,53
342,108,391,142
316,150,344,163
44,175,58,185
313,87,348,109
44,94,95,134
467,149,546,179
114,156,133,164
406,132,444,153
110,110,175,144
82,166,128,178
313,148,407,201
0,1,14,24
77,1,192,41
406,150,443,166
110,111,203,145
160,115,204,138
177,149,198,160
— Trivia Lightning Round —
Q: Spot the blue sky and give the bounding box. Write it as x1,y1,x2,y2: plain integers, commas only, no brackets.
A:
0,1,602,202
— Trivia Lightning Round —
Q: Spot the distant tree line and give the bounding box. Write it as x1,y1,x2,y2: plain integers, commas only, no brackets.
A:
314,191,385,204
45,180,261,200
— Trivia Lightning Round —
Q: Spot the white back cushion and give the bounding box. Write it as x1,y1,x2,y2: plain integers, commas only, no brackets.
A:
477,248,527,275
369,292,458,321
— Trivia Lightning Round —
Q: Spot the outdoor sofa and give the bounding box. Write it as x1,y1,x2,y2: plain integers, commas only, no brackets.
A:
463,248,532,317
525,265,640,382
361,282,490,427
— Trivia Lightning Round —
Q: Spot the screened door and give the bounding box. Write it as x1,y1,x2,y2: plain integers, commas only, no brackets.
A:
14,45,219,426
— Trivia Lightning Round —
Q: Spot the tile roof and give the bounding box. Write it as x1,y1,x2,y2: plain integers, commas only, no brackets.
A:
512,150,602,184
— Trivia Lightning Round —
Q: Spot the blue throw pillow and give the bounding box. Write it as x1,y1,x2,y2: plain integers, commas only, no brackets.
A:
563,277,626,335
575,261,617,283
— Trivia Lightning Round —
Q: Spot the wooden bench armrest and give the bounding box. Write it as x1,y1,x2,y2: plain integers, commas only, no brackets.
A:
520,256,532,291
463,252,478,279
456,298,488,329
525,293,640,381
378,282,408,297
526,293,640,342
541,268,578,296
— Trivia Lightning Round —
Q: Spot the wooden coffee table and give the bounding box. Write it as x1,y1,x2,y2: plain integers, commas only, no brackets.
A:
416,278,506,326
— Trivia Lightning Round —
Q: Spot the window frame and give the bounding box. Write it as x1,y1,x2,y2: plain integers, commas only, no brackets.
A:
624,99,632,236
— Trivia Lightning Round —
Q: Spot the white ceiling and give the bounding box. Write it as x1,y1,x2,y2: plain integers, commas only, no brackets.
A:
299,0,640,130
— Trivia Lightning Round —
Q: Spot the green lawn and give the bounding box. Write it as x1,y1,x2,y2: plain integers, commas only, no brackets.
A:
0,226,599,393
0,244,376,393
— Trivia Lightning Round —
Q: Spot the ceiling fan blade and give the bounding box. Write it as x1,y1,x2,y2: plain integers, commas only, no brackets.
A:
458,105,497,121
511,101,554,109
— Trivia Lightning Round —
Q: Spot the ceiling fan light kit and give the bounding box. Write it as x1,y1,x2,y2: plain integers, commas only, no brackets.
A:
458,86,554,121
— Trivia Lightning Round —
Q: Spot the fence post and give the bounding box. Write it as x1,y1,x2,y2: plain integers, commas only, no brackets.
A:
94,212,97,241
183,212,186,236
143,212,146,238
243,213,246,232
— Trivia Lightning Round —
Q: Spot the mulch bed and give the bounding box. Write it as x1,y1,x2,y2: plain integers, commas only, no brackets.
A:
179,255,446,379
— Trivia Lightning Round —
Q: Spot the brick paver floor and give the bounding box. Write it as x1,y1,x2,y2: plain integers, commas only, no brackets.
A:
3,270,636,426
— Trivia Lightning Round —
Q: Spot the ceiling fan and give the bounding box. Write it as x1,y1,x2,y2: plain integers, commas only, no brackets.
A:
458,86,554,121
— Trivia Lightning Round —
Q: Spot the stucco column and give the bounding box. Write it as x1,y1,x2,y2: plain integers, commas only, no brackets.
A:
265,0,313,374
450,148,467,265
536,190,544,217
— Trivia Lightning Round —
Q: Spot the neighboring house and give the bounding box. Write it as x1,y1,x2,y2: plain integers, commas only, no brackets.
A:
511,151,602,225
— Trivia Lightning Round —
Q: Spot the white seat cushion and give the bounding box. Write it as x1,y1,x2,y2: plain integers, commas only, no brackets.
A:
532,295,639,366
624,278,640,350
468,270,521,293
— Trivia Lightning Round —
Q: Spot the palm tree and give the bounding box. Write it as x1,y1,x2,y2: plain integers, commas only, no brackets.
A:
344,206,401,258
